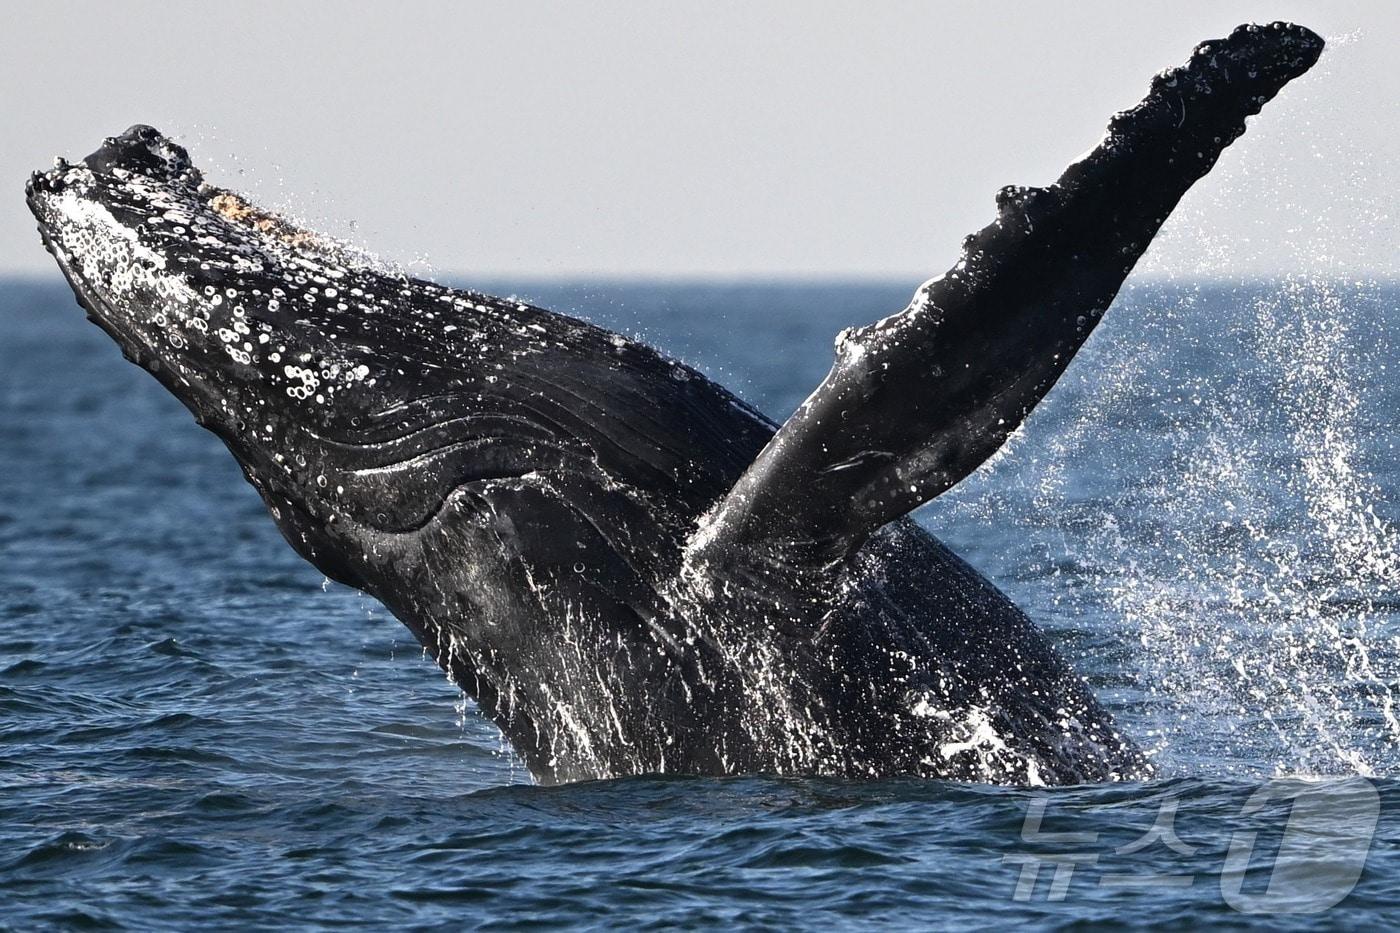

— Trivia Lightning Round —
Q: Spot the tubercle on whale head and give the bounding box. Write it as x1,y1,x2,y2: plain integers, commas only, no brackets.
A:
24,125,427,587
80,124,203,187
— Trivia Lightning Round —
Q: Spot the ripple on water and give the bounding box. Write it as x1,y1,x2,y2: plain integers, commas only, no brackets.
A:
3,281,1400,926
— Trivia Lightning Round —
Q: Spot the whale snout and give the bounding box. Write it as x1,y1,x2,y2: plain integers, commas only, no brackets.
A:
24,127,297,435
26,125,201,228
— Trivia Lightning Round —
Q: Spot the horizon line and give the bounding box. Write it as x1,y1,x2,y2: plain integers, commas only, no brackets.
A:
3,270,1399,288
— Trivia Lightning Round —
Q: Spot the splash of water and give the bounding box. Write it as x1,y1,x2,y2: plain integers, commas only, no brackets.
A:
1122,279,1400,777
942,279,1400,779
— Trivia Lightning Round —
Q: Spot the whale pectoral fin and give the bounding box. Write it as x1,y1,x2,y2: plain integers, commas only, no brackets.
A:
692,22,1323,575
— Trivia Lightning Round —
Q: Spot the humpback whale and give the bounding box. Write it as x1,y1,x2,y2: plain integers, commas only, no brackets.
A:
26,23,1321,785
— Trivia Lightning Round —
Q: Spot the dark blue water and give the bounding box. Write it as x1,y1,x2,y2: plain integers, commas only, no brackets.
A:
4,278,1400,928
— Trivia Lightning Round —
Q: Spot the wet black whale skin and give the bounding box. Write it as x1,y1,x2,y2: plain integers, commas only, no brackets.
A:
27,24,1322,784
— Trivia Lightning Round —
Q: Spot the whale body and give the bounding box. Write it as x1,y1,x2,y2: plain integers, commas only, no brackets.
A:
26,23,1322,784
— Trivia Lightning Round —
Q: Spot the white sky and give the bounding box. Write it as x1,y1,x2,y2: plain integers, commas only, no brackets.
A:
2,1,1397,280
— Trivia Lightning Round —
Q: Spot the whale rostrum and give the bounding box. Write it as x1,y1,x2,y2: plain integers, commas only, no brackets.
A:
26,23,1322,784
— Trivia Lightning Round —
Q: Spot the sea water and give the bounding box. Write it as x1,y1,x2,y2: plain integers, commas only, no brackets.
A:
2,278,1398,927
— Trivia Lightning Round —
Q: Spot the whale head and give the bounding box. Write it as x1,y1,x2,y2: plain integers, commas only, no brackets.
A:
26,125,790,778
24,125,505,591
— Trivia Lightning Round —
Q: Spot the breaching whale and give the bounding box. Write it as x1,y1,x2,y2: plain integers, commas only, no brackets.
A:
27,23,1321,785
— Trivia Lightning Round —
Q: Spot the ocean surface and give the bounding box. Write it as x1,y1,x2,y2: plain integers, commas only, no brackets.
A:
3,277,1400,929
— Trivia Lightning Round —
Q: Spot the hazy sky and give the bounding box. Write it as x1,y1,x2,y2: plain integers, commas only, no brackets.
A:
3,2,1397,280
